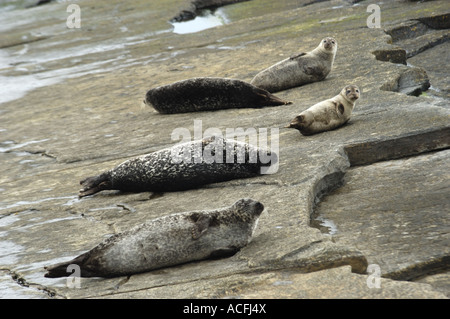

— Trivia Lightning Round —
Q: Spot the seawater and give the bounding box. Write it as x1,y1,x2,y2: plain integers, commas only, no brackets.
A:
171,9,229,34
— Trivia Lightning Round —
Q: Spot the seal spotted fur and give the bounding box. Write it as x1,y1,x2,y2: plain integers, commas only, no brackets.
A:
286,85,360,135
144,77,291,114
250,37,337,93
44,199,264,278
78,136,277,197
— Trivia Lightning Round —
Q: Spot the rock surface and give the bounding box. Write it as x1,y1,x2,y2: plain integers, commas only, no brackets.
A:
0,0,448,299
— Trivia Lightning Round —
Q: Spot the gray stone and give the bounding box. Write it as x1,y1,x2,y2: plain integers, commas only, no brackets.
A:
0,0,448,299
313,150,450,280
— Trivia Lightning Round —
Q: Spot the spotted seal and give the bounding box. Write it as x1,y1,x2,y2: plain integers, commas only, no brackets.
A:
78,136,277,198
250,37,338,92
144,77,291,114
285,85,360,135
44,198,264,278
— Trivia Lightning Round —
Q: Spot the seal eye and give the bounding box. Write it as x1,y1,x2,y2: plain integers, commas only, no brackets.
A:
346,90,351,94
356,89,359,93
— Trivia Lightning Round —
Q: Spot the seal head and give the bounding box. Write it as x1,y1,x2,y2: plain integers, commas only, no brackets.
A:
341,85,360,103
321,37,337,51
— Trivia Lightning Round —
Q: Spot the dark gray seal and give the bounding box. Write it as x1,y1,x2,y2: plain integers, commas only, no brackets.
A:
44,198,264,278
286,85,360,135
144,77,291,114
250,37,338,93
78,136,277,198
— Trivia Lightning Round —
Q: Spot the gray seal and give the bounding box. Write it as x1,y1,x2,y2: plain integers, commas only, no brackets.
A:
250,37,338,93
144,77,291,114
286,85,360,135
78,136,277,198
44,198,264,278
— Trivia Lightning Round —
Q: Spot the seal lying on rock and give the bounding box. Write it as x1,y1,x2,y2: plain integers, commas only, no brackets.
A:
78,136,277,198
286,85,360,135
144,77,291,114
44,198,264,278
250,37,337,93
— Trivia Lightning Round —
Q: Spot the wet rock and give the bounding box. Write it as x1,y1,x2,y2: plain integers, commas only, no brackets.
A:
372,48,407,64
0,0,449,299
344,127,450,166
384,20,430,42
418,13,450,29
416,273,450,298
383,14,449,58
215,266,448,299
380,66,430,96
408,41,450,99
313,150,450,281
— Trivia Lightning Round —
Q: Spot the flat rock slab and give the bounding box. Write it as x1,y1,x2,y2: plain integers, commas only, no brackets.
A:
313,150,450,281
0,0,449,298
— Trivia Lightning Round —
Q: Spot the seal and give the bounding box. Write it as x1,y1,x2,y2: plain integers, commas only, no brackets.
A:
285,85,360,135
78,136,277,198
44,198,264,278
250,37,338,93
144,77,291,114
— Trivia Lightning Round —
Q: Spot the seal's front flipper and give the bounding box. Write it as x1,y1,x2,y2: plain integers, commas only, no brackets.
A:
191,215,212,240
79,173,112,198
290,52,306,60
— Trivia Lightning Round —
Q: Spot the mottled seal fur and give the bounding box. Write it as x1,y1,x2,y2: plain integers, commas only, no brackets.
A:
78,136,277,198
286,85,360,135
44,198,264,278
250,37,337,93
144,77,291,114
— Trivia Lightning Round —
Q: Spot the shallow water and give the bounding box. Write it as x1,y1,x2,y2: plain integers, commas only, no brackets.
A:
171,9,229,34
311,214,338,235
0,4,232,106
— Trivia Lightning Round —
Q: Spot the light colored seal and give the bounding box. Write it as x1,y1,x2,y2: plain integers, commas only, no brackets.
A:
144,77,291,114
78,136,277,198
44,198,264,278
285,85,360,135
250,37,338,93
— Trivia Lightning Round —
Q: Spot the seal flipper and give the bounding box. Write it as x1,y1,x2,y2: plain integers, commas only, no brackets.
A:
285,114,305,129
190,215,212,240
253,87,292,106
290,52,306,60
79,173,112,198
44,253,90,278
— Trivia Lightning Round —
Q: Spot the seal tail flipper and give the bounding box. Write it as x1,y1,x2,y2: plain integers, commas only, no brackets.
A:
44,261,74,278
44,253,87,278
79,173,112,198
285,115,304,129
253,87,292,106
